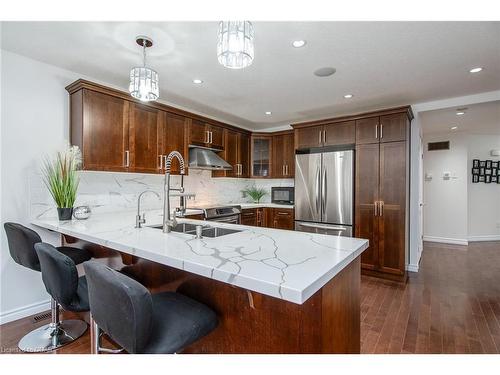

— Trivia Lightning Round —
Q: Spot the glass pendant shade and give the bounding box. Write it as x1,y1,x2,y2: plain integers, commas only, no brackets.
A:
129,67,159,102
217,21,254,69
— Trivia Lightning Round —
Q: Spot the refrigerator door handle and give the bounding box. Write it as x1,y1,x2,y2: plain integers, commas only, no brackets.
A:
322,166,327,217
315,165,321,215
297,222,347,231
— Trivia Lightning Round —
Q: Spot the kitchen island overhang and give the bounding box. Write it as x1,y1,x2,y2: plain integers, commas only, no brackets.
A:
32,211,368,353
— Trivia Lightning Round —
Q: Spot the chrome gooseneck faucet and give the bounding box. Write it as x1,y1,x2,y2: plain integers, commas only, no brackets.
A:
135,190,161,228
163,151,186,233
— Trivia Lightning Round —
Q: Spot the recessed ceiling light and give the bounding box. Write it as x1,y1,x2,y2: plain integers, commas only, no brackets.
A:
344,94,354,99
469,67,483,73
265,111,272,115
451,126,458,130
314,67,336,77
292,40,306,48
193,79,203,84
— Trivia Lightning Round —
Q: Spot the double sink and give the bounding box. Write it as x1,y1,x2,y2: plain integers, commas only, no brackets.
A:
150,223,242,238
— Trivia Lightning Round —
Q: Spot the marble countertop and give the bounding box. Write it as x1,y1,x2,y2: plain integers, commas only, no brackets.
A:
238,203,295,209
32,211,367,304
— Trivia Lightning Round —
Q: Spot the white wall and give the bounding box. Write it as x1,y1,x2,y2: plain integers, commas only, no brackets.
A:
422,133,469,244
467,134,500,240
422,131,500,245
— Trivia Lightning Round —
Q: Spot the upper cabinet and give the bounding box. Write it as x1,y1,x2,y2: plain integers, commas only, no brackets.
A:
273,132,295,178
189,120,225,150
74,90,130,171
161,112,188,174
294,121,355,150
355,113,407,145
251,135,273,178
213,129,250,178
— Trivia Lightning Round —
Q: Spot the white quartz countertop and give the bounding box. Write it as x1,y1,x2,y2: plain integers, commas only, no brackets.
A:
32,211,367,304
238,203,294,209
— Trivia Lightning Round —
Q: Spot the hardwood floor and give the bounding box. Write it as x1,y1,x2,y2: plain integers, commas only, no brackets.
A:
1,240,499,354
361,241,500,353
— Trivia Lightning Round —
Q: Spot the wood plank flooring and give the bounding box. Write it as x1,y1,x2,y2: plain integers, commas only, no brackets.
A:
1,240,499,354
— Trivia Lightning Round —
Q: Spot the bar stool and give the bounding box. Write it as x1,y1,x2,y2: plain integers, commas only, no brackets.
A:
34,243,90,351
3,223,92,352
83,261,218,354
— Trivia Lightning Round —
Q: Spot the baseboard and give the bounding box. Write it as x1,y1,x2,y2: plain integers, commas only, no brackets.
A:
0,299,51,325
423,236,469,246
406,263,419,272
468,235,500,242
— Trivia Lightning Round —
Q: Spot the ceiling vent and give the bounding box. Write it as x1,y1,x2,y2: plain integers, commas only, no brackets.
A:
428,141,450,151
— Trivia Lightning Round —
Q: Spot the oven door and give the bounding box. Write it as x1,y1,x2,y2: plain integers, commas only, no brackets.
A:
208,215,241,225
294,221,352,237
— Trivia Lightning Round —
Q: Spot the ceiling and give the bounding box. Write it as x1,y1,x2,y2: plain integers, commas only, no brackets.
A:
420,100,500,135
2,21,500,130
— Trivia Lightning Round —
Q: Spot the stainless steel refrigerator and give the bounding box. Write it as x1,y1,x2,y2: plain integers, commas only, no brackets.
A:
294,149,354,237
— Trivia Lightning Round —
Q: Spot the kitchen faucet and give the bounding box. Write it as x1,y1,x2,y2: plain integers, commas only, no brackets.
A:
163,151,195,233
135,190,161,228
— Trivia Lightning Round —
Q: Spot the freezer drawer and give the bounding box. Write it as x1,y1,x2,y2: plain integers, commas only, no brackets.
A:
295,221,353,237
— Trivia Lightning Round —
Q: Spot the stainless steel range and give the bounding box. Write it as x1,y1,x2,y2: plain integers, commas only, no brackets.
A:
200,205,242,224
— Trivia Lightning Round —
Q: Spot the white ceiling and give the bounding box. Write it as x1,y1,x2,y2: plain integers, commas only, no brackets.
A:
2,21,500,130
420,100,500,135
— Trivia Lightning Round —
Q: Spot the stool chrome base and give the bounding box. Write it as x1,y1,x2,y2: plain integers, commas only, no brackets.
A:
18,319,88,352
18,299,87,353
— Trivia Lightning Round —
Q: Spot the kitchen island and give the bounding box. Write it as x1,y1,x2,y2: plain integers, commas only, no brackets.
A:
32,211,368,353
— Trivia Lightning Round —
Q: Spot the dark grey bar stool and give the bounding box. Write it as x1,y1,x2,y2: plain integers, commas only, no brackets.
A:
83,261,218,354
34,243,90,350
3,223,92,352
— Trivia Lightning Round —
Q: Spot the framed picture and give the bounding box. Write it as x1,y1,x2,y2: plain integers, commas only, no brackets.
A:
480,160,486,167
479,175,486,182
486,160,492,169
472,168,480,175
492,176,498,183
485,175,492,183
473,159,480,168
472,174,479,183
485,168,492,175
492,161,499,169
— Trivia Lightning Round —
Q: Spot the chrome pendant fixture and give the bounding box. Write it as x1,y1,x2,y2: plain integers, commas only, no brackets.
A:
217,21,254,69
129,36,159,102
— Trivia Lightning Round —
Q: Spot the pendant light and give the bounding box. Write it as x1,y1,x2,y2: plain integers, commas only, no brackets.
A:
217,21,254,69
129,36,159,102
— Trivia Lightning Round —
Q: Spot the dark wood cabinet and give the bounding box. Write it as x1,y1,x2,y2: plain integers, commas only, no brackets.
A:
356,113,407,145
189,120,225,150
324,121,355,146
241,208,258,226
270,208,294,230
241,207,273,228
74,90,130,171
355,140,408,280
251,135,273,178
295,121,355,150
128,104,162,173
295,125,323,149
162,112,188,175
213,129,250,178
238,133,250,178
273,132,295,178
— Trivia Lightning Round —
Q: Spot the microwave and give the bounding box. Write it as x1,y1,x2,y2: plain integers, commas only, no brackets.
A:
271,187,294,205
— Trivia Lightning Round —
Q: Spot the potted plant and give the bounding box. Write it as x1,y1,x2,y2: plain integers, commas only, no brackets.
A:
42,145,82,220
242,185,267,204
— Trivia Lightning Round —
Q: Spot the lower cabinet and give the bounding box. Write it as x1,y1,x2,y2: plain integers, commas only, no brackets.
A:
241,207,294,230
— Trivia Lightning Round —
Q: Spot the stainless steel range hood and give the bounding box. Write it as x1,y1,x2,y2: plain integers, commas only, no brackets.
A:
188,146,232,171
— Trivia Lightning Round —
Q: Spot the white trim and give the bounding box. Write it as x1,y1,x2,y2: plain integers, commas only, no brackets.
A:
423,236,469,246
468,235,500,242
406,263,419,272
0,299,51,325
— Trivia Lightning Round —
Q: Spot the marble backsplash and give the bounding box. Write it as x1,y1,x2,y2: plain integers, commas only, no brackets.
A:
30,169,294,219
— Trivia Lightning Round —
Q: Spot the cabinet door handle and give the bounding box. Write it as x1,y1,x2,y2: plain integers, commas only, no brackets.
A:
125,150,130,167
375,124,378,139
205,130,209,144
380,124,383,139
374,201,378,216
380,201,384,216
158,154,163,170
209,131,213,144
323,130,327,144
319,130,322,145
277,212,289,216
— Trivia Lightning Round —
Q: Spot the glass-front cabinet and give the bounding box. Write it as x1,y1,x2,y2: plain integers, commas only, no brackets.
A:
251,135,273,178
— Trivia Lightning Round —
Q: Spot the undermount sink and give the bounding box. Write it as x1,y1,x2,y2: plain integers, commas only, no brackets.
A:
149,223,242,238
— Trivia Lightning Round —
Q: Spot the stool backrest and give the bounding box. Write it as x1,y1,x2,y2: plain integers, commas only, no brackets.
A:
4,222,42,271
34,243,79,309
83,261,153,354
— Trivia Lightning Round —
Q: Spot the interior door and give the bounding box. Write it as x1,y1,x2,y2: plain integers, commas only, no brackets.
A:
294,152,322,222
322,150,353,226
129,103,162,173
378,141,406,275
355,143,380,270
